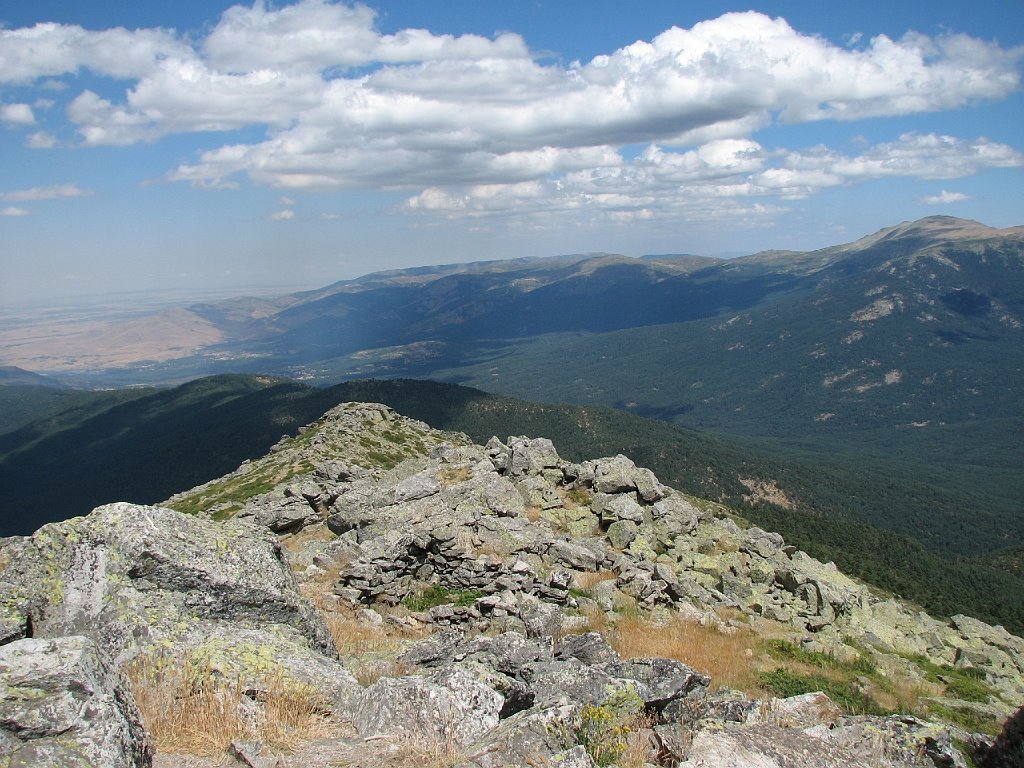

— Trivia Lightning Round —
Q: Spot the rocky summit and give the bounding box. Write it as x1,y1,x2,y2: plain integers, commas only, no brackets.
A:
1,401,1022,767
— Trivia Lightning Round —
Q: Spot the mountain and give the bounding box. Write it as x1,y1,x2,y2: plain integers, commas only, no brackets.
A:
3,398,1021,766
3,374,1024,635
2,216,1022,611
0,365,63,387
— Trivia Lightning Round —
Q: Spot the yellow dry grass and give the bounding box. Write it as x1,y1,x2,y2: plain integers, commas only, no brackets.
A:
127,652,335,757
279,522,336,553
610,613,760,693
438,465,472,485
572,569,618,593
330,733,463,768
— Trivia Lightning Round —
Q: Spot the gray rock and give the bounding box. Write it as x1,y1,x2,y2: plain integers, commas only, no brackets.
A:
456,704,583,768
592,455,642,494
518,595,565,639
0,635,152,768
556,632,620,666
506,437,561,477
351,666,503,747
228,739,279,768
603,657,710,709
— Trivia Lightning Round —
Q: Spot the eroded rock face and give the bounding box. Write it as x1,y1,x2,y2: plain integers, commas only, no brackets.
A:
0,635,152,768
0,502,359,712
352,666,504,747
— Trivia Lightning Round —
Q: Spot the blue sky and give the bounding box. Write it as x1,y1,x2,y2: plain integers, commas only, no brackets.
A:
1,0,1022,306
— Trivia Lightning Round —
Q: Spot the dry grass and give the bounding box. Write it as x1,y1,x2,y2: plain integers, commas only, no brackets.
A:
525,505,543,523
438,465,472,485
610,613,760,693
127,652,336,757
329,733,462,768
279,523,337,554
871,671,941,714
572,569,618,593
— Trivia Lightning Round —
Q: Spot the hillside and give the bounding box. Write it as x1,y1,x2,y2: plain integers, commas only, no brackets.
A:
4,219,1019,558
3,399,1021,767
3,374,1024,635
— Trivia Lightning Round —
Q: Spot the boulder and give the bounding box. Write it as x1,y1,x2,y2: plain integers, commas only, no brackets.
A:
351,666,503,747
456,704,585,768
0,503,359,712
0,636,152,768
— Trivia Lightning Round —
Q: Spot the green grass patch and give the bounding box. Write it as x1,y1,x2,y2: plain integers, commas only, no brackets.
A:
766,639,876,675
905,655,996,703
926,703,1002,736
758,667,885,715
402,584,483,612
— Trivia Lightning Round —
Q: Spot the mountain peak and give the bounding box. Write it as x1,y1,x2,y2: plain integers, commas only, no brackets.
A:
851,215,1024,250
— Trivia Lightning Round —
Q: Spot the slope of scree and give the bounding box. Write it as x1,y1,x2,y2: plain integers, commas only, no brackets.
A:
1,401,1021,768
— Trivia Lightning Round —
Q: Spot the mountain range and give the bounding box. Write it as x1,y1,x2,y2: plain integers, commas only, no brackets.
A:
1,215,1022,628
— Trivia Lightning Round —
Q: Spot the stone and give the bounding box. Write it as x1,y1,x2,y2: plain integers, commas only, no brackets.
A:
593,455,642,494
228,739,280,768
607,520,639,549
770,692,843,728
506,437,562,477
603,657,710,709
0,635,152,768
351,666,503,747
556,632,620,666
456,704,583,768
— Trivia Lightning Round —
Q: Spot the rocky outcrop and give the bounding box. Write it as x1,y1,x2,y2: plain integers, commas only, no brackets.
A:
0,502,360,766
2,401,1022,767
0,635,152,768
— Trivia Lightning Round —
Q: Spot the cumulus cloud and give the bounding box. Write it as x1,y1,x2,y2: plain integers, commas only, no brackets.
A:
1,206,29,216
0,103,35,125
1,2,1021,228
0,22,188,84
270,209,296,220
26,131,57,149
405,133,1021,223
923,190,970,204
1,183,93,202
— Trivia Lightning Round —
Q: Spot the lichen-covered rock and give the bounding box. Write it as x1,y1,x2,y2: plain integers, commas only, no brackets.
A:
455,704,584,768
0,503,361,713
351,666,503,746
678,714,966,768
0,635,152,768
2,503,336,664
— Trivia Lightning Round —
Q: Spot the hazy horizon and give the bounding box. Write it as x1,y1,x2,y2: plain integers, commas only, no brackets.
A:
2,0,1022,307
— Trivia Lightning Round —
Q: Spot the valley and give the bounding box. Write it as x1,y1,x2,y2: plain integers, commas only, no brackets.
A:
1,216,1022,632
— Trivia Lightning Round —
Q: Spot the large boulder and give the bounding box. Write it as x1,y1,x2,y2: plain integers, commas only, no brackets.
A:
0,503,358,708
0,635,152,768
351,666,504,747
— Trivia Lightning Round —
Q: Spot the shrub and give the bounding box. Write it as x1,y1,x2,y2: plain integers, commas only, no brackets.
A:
576,688,645,767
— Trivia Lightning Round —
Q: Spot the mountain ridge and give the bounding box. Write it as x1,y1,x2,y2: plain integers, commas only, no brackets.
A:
3,397,1021,766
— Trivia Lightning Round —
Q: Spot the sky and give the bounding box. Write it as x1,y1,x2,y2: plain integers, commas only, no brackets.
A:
1,0,1023,307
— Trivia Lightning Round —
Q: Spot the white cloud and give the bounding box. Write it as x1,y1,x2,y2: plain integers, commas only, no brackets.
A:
0,103,35,125
1,3,1022,231
404,133,1021,224
1,183,93,202
1,206,29,216
270,209,295,220
26,131,57,149
922,190,970,204
0,22,189,84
